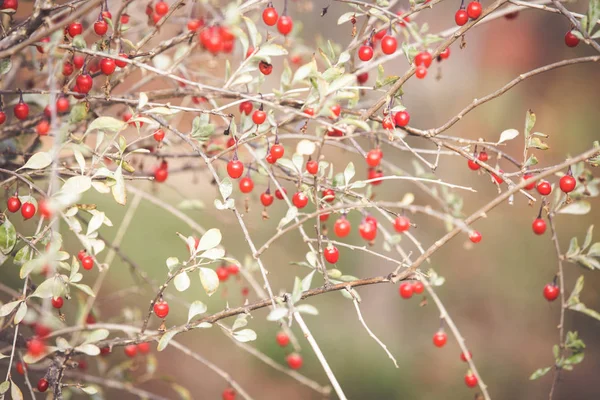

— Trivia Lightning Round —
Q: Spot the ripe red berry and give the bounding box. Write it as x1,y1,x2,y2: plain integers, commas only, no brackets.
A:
124,344,137,358
154,166,168,183
478,151,489,162
187,19,202,32
368,168,383,185
565,31,580,47
357,72,369,84
559,174,576,193
100,58,116,75
334,217,351,237
270,144,284,159
324,246,339,264
414,51,432,68
153,300,169,318
319,210,330,221
239,177,254,194
155,1,169,16
14,101,29,120
115,53,128,68
467,159,480,170
359,220,377,241
275,188,287,200
1,0,18,11
322,188,335,203
73,55,85,69
239,101,253,115
16,362,25,375
306,160,318,175
536,181,552,196
532,218,547,235
227,264,239,275
277,15,293,36
52,296,64,309
67,22,83,37
492,170,504,184
27,338,46,357
227,159,244,179
304,107,315,116
102,10,112,19
56,97,70,113
455,9,468,26
94,19,108,36
415,65,427,79
286,353,303,369
259,61,273,75
276,331,290,347
292,192,309,209
0,111,6,125
467,2,482,19
543,283,560,301
222,388,236,400
366,149,382,167
398,282,413,299
37,378,49,392
36,120,50,135
252,110,267,125
438,47,450,60
460,351,472,362
153,129,165,142
261,191,274,207
523,173,536,190
263,6,278,26
21,202,35,220
394,110,410,127
7,196,21,213
77,250,86,261
62,61,74,76
412,281,424,294
465,372,478,388
137,342,150,354
81,255,94,270
433,331,447,347
394,216,410,233
382,117,394,130
216,266,229,282
380,35,397,54
358,44,374,61
76,74,93,93
469,230,482,243
330,104,342,118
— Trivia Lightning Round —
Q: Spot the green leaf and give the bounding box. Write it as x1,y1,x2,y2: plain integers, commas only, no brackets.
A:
17,152,52,171
85,116,126,134
70,283,95,297
157,330,178,351
343,162,355,185
0,300,21,317
197,229,222,252
30,278,57,298
232,313,248,331
174,271,190,292
13,302,27,325
583,225,594,251
565,352,584,365
255,43,288,57
588,242,600,257
232,328,257,342
0,381,9,395
61,175,92,195
524,154,538,168
10,379,22,400
13,245,33,265
74,343,100,356
267,307,288,321
497,128,519,144
569,302,600,321
567,275,585,306
190,116,215,142
199,267,219,296
278,206,298,229
527,137,549,150
0,58,12,75
70,102,88,123
83,329,109,344
0,218,16,255
559,201,591,215
187,300,207,323
301,270,315,292
296,304,319,315
524,110,536,138
219,178,233,200
111,165,127,205
529,367,551,380
80,386,99,395
291,276,302,304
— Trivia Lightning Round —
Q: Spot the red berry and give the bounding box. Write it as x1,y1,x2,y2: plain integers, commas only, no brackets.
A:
124,344,137,358
187,19,202,32
86,314,96,324
216,266,229,282
330,104,341,118
102,10,112,19
322,188,335,203
275,188,287,200
357,72,369,84
76,74,93,93
222,388,236,400
415,65,427,79
81,255,94,270
100,347,111,355
306,160,318,175
36,120,50,135
414,51,432,68
154,166,168,183
469,230,482,243
73,55,85,69
468,159,480,170
266,153,276,164
239,101,253,115
227,160,244,179
324,246,339,264
359,220,377,241
16,362,25,375
467,2,482,19
252,110,267,125
374,29,386,40
77,250,86,261
153,129,165,142
259,61,273,75
38,200,52,220
52,297,64,309
270,144,284,159
380,35,397,55
227,264,240,275
94,19,108,36
559,175,576,193
0,111,5,125
14,102,29,120
304,107,315,116
438,47,450,60
21,202,35,220
394,110,410,127
398,282,413,299
478,151,489,162
7,196,21,213
433,331,447,347
382,117,394,130
532,218,547,235
37,378,49,392
334,217,351,237
137,342,150,354
412,281,424,294
276,331,290,347
358,45,374,61
286,353,303,369
455,9,468,26
261,191,274,207
523,173,537,190
543,283,560,301
62,61,74,76
565,31,580,47
27,338,46,356
100,58,116,75
1,0,18,10
492,170,504,184
465,372,478,388
292,192,309,209
277,15,293,36
155,1,169,16
153,300,169,318
319,209,330,221
115,53,128,68
460,351,472,362
368,168,383,185
56,97,70,113
239,177,254,194
536,181,552,196
67,22,83,37
394,216,410,233
366,149,382,167
262,6,278,26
